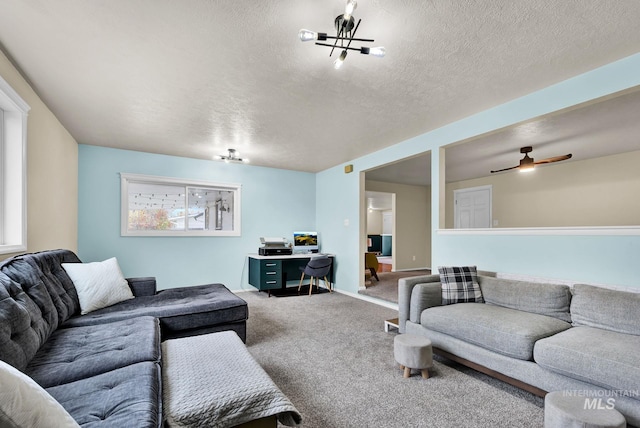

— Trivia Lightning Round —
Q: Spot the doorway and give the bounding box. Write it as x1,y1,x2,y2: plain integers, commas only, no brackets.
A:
365,191,394,271
362,151,432,284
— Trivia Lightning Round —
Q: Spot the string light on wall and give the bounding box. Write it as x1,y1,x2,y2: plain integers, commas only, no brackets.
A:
299,0,385,69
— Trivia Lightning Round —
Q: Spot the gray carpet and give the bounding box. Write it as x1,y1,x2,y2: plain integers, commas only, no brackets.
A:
358,270,431,303
242,291,544,428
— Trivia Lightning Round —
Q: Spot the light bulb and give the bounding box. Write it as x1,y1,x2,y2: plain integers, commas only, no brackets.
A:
333,50,348,69
369,46,386,58
299,29,317,42
344,0,357,20
519,165,535,172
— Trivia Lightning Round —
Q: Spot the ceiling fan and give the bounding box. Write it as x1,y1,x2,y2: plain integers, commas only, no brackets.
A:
490,146,572,173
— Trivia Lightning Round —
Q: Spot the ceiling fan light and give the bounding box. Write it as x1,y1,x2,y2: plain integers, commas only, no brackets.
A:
519,164,535,172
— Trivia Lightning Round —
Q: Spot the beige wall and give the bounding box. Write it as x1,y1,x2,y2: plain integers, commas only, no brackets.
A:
0,50,78,260
366,209,383,235
366,180,431,270
446,150,640,228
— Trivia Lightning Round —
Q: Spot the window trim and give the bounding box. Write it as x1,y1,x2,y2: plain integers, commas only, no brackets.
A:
0,74,29,255
120,173,242,237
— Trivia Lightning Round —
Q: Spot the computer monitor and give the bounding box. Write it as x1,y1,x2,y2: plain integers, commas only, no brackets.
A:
293,231,319,253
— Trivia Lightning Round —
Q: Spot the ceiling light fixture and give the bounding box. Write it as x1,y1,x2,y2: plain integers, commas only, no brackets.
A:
490,146,572,174
215,148,249,164
299,0,385,69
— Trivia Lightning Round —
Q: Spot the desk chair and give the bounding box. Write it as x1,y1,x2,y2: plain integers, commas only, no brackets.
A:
298,256,333,296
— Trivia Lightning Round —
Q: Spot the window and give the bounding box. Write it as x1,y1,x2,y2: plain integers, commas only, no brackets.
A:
0,75,29,255
120,173,241,236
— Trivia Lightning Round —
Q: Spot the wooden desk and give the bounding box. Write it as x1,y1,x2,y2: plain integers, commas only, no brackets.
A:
247,253,335,294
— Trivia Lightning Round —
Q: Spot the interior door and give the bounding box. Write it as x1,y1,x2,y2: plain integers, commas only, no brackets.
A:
382,210,393,234
454,186,492,228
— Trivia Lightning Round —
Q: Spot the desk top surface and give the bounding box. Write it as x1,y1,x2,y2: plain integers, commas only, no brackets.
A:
248,253,334,260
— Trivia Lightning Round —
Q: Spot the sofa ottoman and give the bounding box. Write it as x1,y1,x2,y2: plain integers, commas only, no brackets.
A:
545,391,626,428
162,331,301,427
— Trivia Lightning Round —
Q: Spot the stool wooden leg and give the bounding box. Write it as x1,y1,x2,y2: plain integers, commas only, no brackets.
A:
403,367,411,378
421,369,429,379
298,272,305,294
309,277,314,296
399,364,405,370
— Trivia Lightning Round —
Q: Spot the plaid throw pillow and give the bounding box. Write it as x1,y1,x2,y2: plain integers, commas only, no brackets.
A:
438,266,484,305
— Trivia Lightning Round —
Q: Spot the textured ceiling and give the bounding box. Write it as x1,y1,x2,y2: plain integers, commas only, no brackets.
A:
1,1,640,173
368,88,640,185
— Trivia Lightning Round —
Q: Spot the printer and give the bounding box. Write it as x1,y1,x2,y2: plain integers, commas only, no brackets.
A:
258,237,293,256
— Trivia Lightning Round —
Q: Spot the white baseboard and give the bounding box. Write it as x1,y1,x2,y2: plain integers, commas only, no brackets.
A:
334,288,398,311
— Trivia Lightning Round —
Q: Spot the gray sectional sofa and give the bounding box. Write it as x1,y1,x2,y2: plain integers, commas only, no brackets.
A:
0,249,249,427
399,274,640,426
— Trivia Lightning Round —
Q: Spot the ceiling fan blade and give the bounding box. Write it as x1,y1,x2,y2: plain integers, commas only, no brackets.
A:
490,165,519,173
533,154,572,165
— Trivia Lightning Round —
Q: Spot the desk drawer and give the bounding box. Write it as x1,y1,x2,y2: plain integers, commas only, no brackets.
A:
258,259,282,290
260,260,282,282
261,277,282,289
261,260,282,270
261,269,281,282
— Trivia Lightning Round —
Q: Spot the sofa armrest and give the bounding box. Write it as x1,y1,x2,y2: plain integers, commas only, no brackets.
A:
126,277,157,297
398,274,441,333
409,282,442,323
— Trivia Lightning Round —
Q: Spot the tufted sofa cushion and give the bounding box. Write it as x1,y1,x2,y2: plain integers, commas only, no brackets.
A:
0,273,46,370
46,361,161,427
0,250,82,341
26,316,160,388
63,284,249,340
18,250,81,323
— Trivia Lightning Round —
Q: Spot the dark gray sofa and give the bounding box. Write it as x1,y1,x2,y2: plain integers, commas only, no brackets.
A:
399,274,640,426
0,249,248,427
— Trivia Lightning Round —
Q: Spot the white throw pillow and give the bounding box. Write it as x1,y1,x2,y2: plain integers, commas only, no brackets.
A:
62,257,134,314
0,359,80,428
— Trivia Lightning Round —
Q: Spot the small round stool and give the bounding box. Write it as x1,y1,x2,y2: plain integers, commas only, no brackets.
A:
544,391,626,428
393,334,433,379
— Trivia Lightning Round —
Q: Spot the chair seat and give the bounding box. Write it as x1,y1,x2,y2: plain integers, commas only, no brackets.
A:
298,256,332,296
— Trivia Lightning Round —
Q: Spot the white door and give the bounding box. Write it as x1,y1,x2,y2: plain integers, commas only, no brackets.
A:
454,186,492,228
382,210,393,235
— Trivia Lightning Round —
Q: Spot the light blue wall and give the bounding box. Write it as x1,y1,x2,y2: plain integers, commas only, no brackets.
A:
78,53,640,293
317,53,640,291
78,145,316,290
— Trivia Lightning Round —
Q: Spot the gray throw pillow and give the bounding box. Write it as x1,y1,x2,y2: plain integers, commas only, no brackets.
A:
439,266,484,305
